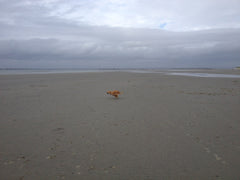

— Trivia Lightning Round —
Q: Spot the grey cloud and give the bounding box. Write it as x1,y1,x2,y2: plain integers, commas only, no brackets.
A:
0,27,240,68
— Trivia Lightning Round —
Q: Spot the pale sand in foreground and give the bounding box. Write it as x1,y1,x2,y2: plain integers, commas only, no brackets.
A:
0,71,240,179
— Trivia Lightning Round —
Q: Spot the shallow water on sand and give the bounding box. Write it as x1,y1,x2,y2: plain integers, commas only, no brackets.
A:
167,72,240,78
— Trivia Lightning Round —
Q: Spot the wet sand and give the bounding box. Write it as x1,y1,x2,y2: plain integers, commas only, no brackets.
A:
0,71,240,179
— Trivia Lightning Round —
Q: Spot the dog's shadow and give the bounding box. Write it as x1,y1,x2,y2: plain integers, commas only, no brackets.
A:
106,96,124,101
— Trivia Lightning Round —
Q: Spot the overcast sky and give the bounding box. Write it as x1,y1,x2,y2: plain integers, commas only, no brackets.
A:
0,0,240,68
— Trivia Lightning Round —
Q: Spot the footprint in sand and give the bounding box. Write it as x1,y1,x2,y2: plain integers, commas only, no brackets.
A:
52,127,65,134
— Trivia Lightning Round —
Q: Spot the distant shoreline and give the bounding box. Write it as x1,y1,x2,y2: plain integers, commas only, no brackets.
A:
0,67,232,75
0,67,217,71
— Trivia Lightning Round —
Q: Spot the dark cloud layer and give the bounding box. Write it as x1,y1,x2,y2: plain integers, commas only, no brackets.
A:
0,0,239,68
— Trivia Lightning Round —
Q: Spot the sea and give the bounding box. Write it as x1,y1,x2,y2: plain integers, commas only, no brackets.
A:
1,68,240,78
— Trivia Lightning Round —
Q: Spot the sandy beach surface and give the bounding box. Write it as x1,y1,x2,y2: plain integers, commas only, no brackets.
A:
0,70,240,180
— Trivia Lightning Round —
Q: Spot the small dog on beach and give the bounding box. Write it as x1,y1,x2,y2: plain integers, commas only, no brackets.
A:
106,90,121,98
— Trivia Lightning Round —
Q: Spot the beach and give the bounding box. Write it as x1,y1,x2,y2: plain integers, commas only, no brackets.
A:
0,70,240,179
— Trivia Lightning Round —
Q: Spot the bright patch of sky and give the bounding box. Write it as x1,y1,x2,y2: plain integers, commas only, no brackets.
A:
34,0,240,31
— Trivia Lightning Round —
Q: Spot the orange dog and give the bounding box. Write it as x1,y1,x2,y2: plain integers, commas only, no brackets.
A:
106,90,121,98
